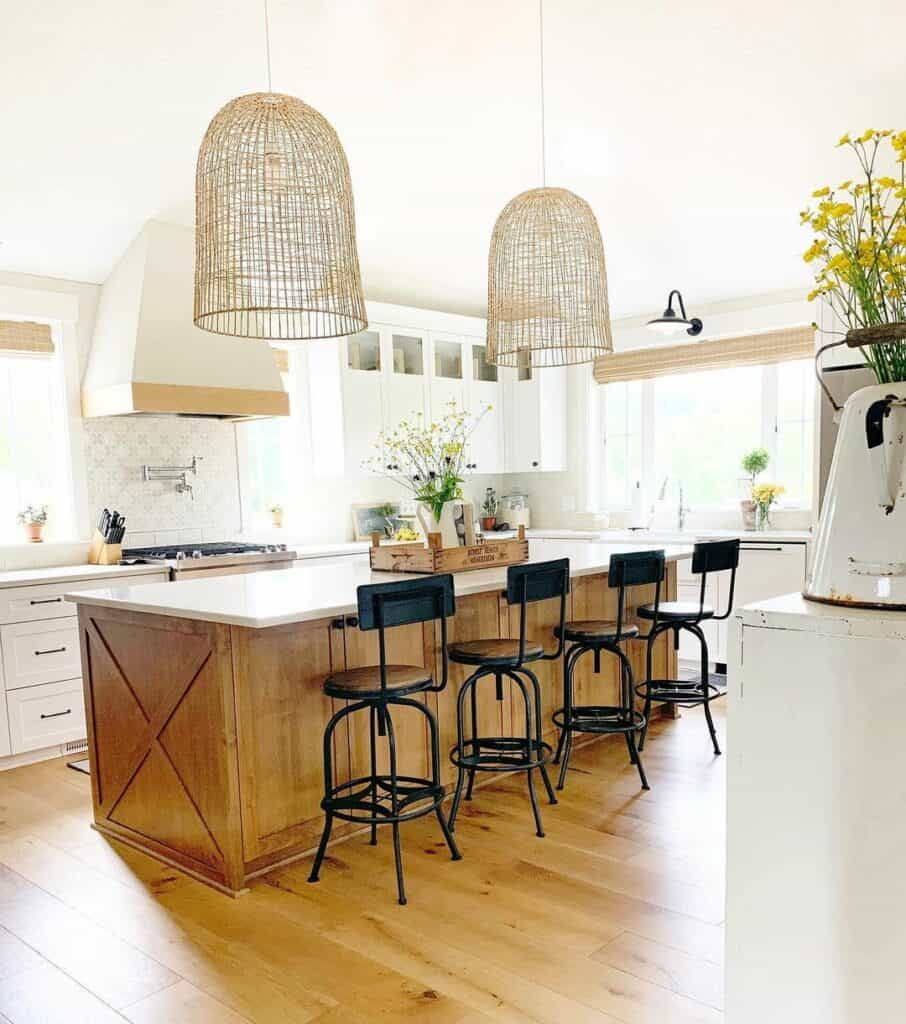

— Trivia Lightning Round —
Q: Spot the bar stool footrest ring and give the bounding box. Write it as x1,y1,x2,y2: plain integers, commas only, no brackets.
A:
321,773,445,825
635,679,723,706
450,736,553,773
552,705,645,735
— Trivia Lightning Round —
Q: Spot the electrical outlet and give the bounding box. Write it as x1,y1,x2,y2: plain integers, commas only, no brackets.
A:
561,495,576,512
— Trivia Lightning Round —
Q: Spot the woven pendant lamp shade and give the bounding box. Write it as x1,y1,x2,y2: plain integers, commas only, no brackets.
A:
487,187,613,368
194,92,367,341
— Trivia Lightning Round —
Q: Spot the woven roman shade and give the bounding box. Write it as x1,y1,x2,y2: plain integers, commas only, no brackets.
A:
593,325,815,385
0,320,54,355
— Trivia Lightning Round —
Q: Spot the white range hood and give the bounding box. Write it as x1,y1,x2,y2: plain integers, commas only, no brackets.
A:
82,220,289,419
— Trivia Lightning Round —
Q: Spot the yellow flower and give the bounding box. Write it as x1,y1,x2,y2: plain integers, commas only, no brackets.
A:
877,176,898,189
837,133,851,147
837,180,853,190
812,186,831,198
830,202,854,220
857,129,876,143
752,482,785,505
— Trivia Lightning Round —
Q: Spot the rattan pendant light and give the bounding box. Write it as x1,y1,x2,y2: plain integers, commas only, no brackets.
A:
194,1,367,340
487,0,612,368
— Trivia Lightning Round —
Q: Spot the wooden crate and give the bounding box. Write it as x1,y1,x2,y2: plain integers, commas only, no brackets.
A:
369,525,528,574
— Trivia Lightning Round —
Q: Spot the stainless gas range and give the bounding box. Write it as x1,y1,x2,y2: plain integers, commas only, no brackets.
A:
121,541,297,580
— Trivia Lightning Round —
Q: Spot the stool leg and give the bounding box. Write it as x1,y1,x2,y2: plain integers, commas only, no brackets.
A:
620,658,638,764
309,704,344,884
449,670,479,832
465,682,478,800
369,704,379,845
414,696,462,862
556,646,580,790
638,628,658,751
616,648,649,791
509,670,545,837
383,703,407,906
520,666,557,806
691,623,721,756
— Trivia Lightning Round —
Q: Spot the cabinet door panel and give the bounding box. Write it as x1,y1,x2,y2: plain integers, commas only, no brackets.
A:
341,359,384,476
232,619,347,862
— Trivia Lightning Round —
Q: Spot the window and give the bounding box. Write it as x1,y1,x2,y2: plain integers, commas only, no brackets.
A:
603,380,642,508
0,340,75,542
600,359,815,511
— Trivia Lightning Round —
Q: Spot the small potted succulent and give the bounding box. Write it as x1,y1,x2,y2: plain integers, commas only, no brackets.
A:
17,504,48,543
269,504,284,529
739,447,770,530
481,487,498,532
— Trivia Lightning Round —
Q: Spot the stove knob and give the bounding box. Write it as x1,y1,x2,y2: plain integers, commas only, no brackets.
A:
191,549,203,559
277,544,287,551
265,545,277,553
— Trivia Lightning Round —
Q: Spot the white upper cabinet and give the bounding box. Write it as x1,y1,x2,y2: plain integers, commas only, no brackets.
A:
502,361,567,472
340,328,385,475
329,302,567,479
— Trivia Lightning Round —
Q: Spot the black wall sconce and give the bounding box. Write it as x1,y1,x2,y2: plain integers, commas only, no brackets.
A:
647,290,703,336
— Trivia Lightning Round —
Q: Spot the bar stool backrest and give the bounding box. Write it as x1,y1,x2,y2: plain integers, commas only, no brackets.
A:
608,550,666,637
690,538,740,621
505,558,570,664
356,574,456,693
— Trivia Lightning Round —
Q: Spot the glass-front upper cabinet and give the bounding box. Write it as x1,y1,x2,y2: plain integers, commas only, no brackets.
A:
346,329,381,372
391,334,424,376
434,339,463,380
472,344,498,383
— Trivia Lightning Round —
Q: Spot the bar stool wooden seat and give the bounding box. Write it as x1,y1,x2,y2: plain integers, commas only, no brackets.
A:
635,538,739,756
308,575,461,906
552,550,665,792
447,558,569,838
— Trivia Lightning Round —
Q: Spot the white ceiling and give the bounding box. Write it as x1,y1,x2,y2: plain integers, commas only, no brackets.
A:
1,0,903,319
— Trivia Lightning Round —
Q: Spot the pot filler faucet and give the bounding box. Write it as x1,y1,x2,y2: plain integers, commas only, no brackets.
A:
141,455,201,500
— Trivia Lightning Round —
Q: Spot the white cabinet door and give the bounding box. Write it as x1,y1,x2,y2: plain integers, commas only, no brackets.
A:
383,330,429,441
341,330,385,476
503,364,567,472
734,542,808,608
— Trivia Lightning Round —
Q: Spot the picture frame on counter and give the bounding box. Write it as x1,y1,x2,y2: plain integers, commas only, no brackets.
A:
351,501,403,542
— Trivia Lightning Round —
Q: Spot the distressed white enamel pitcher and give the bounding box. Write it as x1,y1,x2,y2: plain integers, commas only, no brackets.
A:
805,381,906,609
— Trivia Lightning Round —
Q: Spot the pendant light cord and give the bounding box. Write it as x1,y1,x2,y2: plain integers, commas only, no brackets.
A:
264,0,273,91
536,0,544,187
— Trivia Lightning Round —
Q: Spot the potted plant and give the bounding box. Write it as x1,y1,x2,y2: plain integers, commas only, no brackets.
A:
365,401,488,548
374,503,399,538
752,483,785,531
269,504,284,529
739,447,770,530
17,504,48,543
480,487,498,531
802,129,906,377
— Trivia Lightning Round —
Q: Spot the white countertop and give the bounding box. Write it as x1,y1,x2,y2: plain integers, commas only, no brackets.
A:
737,592,906,638
0,562,168,589
66,538,694,629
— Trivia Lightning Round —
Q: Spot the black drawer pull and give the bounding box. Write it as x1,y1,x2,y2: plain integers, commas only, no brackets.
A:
29,597,63,605
34,647,67,656
740,545,784,552
40,709,72,720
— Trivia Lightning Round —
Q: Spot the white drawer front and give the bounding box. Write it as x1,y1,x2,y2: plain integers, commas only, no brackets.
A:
0,583,75,624
7,678,86,754
1,619,81,691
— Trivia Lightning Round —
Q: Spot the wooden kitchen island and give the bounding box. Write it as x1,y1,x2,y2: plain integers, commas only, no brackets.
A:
67,540,691,896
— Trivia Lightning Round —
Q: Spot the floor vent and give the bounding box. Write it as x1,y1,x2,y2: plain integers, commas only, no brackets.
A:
61,738,89,756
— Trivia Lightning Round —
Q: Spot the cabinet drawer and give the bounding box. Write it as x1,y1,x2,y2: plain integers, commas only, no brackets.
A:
735,543,808,608
0,583,76,624
7,678,86,754
1,619,81,690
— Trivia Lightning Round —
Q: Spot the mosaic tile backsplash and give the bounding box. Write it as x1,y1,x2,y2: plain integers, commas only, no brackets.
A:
82,416,241,547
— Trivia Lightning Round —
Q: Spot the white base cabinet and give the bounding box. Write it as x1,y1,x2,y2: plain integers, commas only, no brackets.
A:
727,595,906,1022
0,567,168,763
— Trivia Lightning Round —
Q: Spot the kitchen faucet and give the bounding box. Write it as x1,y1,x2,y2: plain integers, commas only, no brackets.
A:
677,482,691,531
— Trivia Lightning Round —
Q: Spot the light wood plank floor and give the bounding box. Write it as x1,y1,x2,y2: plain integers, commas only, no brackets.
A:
0,706,726,1023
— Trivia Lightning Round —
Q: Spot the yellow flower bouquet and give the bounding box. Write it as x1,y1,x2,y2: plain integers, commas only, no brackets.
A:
751,482,785,531
801,129,906,382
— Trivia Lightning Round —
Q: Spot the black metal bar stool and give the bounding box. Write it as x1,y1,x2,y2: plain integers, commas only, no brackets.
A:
636,539,739,756
447,558,569,838
552,549,665,792
307,574,461,906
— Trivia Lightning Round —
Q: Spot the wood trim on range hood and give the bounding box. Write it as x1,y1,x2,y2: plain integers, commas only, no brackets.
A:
81,382,290,419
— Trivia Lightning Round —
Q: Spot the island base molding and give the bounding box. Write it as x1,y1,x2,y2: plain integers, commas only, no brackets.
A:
76,564,678,896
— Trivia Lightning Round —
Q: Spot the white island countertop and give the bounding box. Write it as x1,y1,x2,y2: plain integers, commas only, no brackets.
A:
737,591,906,638
66,539,693,629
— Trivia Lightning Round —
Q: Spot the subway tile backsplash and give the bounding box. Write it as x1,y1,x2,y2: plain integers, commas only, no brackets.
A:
83,416,241,541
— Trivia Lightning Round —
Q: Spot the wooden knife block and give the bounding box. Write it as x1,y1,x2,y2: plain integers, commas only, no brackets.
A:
88,529,122,565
